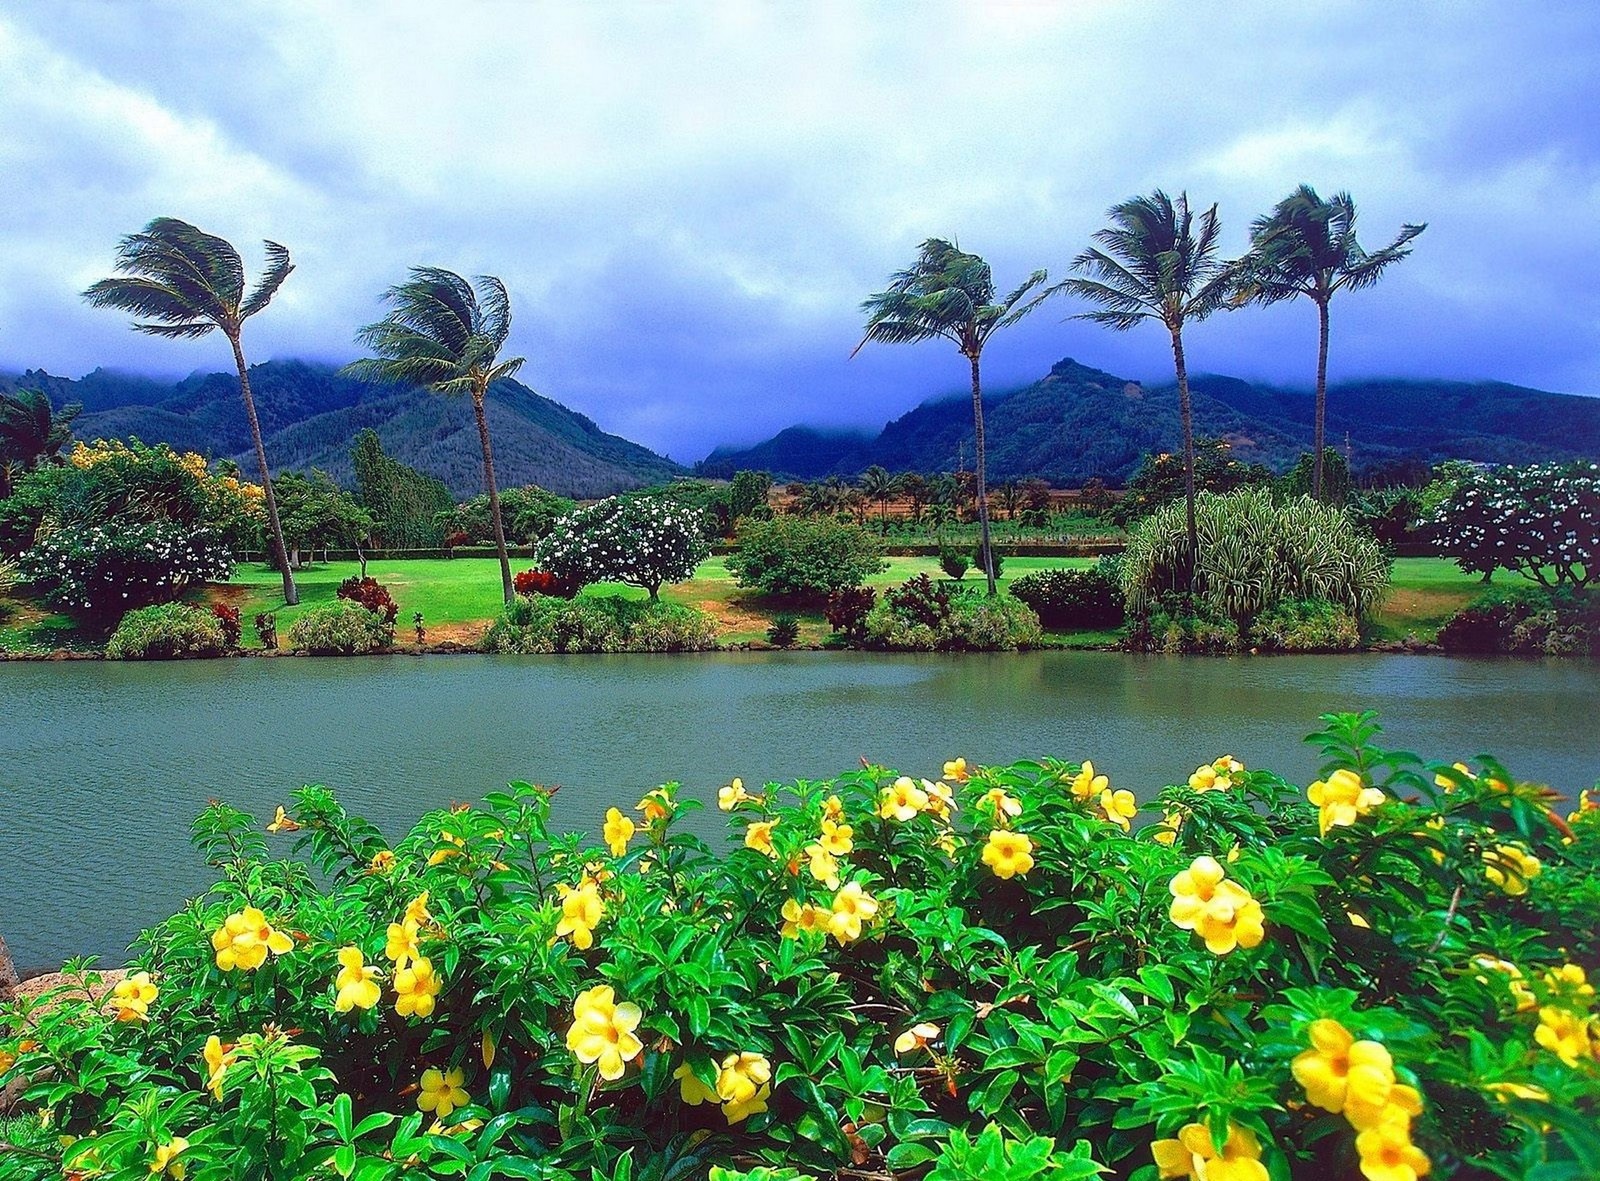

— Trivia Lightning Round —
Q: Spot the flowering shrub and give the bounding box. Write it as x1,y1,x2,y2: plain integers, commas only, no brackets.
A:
210,602,242,650
2,714,1598,1181
287,600,394,654
1430,462,1598,588
513,568,579,599
19,521,235,619
104,602,229,660
336,576,400,626
536,496,710,599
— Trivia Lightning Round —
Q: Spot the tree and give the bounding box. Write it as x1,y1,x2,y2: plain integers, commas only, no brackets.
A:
859,465,899,532
349,429,453,550
535,495,709,600
1053,192,1235,567
728,470,774,530
1236,186,1425,499
725,515,887,600
0,389,80,495
346,269,525,603
899,472,930,525
856,239,1049,595
1430,462,1598,588
82,217,300,603
275,470,374,570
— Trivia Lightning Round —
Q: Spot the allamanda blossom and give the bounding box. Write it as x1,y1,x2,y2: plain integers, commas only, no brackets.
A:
603,808,635,857
828,881,879,944
1167,856,1264,956
555,882,605,950
566,985,644,1081
879,777,928,821
334,947,382,1013
1483,844,1540,895
417,1067,470,1119
1068,760,1107,803
1308,769,1387,837
211,907,293,972
981,830,1034,879
1150,1121,1268,1181
110,972,158,1022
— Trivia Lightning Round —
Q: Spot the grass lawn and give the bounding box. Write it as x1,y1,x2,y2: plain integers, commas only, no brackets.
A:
1,554,1520,652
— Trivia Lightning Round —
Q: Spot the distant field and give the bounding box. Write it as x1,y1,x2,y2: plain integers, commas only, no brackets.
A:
0,554,1517,652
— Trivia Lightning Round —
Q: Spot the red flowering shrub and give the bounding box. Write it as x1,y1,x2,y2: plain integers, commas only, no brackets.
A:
211,601,242,650
335,576,398,625
444,530,471,549
514,568,578,599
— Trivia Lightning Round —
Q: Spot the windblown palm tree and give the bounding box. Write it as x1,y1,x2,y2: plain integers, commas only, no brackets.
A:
345,268,524,603
1238,187,1425,498
855,240,1049,595
1052,192,1235,562
83,218,299,604
0,390,80,496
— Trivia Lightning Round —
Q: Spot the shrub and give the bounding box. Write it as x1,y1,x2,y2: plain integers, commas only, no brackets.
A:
436,485,577,546
254,611,278,650
104,602,228,659
336,576,399,626
536,496,710,599
1430,461,1599,587
1135,600,1243,654
938,545,970,581
726,516,887,600
1251,598,1361,652
766,614,801,647
0,556,15,594
514,568,579,599
953,594,1043,650
482,594,718,654
5,714,1594,1180
972,543,1003,580
882,573,953,630
1437,586,1599,657
864,578,1042,650
823,586,876,643
1010,566,1125,630
211,601,242,650
287,600,393,654
18,520,235,620
1120,488,1390,629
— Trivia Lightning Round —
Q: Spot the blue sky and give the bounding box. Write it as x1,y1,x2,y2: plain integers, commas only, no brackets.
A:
1,2,1597,461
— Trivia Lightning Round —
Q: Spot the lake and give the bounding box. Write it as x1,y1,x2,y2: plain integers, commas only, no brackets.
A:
2,651,1596,968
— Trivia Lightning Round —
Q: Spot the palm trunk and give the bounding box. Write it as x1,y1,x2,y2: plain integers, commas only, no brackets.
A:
231,335,297,605
1169,327,1199,578
1313,298,1330,500
472,384,514,604
969,353,996,596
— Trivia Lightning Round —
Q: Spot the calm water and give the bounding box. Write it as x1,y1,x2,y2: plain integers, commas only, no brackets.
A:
2,652,1597,968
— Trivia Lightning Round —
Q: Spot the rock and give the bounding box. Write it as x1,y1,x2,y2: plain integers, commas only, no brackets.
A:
0,931,17,1000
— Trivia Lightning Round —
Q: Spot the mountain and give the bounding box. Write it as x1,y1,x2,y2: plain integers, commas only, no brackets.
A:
3,360,683,499
698,358,1600,483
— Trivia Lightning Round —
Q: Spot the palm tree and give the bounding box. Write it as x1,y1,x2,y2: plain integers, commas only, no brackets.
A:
1052,192,1235,562
346,268,525,604
83,218,299,604
0,390,80,496
855,239,1048,595
859,465,899,533
1237,187,1425,498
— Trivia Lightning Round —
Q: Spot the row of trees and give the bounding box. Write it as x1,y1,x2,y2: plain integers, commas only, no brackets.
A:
856,187,1424,594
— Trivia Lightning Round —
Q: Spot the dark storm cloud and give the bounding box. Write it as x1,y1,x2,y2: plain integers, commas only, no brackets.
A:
1,1,1597,461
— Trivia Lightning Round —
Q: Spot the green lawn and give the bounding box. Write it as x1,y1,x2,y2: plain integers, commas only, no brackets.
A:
0,554,1522,652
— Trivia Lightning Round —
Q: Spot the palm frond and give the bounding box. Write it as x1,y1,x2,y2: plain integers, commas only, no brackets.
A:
241,240,294,321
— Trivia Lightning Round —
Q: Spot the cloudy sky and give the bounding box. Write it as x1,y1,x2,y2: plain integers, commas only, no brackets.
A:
2,2,1597,461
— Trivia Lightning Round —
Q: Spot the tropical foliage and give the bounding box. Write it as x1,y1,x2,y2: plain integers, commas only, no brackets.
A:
535,496,711,600
3,716,1597,1181
105,602,232,660
0,388,80,497
726,516,887,601
1120,488,1390,631
1009,566,1124,631
287,600,395,654
862,575,1043,650
1430,463,1598,588
482,594,719,653
82,217,301,604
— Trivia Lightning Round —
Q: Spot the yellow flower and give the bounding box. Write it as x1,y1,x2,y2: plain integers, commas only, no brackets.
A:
934,830,962,858
566,985,644,1081
636,787,674,824
780,898,831,939
1471,956,1538,1013
1434,761,1475,791
603,808,635,857
110,972,158,1023
894,1022,940,1054
1355,1118,1431,1181
1543,963,1595,1001
674,1061,719,1105
202,1035,233,1101
1484,1080,1549,1103
1189,755,1242,792
334,947,381,1013
405,891,434,927
805,843,841,888
556,883,605,950
1068,760,1107,802
367,849,396,874
1291,1019,1398,1123
1151,1123,1268,1181
1100,788,1137,831
1535,1006,1592,1066
427,830,466,866
943,758,970,782
718,778,752,811
981,829,1035,879
210,907,294,972
1308,769,1387,836
394,956,442,1019
1154,809,1183,846
266,805,301,834
879,777,929,821
386,919,422,967
717,1051,772,1124
745,819,779,858
817,817,854,856
829,881,879,944
923,779,957,822
1167,857,1264,956
1483,844,1540,895
150,1136,189,1178
821,794,845,821
980,788,1022,825
417,1067,470,1119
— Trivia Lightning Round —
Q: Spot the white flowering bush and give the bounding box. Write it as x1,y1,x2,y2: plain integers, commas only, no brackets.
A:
18,520,233,619
535,495,710,599
1431,462,1598,588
